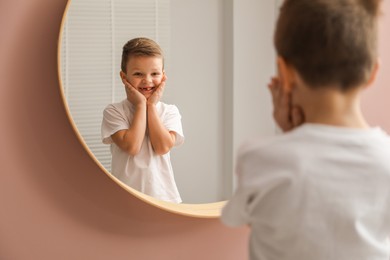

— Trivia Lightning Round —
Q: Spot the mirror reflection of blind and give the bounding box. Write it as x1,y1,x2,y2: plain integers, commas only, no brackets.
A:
60,0,170,172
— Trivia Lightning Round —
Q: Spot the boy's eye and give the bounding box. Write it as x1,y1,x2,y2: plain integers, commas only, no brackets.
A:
133,72,142,76
152,72,161,76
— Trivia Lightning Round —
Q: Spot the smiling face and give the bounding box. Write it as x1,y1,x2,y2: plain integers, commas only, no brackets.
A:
122,55,164,99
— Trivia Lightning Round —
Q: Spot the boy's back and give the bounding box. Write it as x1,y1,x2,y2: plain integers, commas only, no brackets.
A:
222,123,390,259
221,0,390,259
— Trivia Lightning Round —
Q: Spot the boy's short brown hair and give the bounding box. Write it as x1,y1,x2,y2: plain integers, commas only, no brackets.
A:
121,37,164,72
275,0,381,91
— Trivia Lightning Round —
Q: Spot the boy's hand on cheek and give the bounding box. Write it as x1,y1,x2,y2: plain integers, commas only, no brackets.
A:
268,77,304,132
147,75,167,106
124,80,146,106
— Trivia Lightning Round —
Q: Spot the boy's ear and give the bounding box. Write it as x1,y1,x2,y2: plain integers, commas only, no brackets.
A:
365,59,380,88
119,71,127,84
277,56,296,92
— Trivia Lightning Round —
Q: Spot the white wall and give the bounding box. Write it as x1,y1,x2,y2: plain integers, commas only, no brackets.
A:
167,0,278,203
233,0,277,146
232,0,278,190
167,0,226,203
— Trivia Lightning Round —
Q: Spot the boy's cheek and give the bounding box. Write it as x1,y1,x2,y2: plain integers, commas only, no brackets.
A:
127,77,139,87
154,78,163,86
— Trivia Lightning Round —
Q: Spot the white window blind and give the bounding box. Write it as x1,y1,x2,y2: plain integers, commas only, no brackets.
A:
60,0,171,172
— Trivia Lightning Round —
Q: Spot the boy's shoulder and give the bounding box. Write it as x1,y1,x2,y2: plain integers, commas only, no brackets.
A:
103,99,128,111
102,100,135,122
237,127,304,159
158,101,178,109
237,123,390,165
236,124,390,189
157,102,181,114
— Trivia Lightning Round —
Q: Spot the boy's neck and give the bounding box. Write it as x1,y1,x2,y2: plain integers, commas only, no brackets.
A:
294,86,370,129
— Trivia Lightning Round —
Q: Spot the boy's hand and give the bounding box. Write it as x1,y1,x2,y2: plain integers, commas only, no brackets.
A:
147,75,167,106
124,80,146,106
268,77,304,132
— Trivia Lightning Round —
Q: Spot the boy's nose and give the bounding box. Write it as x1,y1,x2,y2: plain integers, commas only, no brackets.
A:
143,75,153,84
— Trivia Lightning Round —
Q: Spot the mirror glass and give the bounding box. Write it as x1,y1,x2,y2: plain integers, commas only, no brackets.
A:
60,0,278,204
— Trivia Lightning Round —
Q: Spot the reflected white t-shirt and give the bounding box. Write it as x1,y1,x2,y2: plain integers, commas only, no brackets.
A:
101,99,184,203
222,123,390,260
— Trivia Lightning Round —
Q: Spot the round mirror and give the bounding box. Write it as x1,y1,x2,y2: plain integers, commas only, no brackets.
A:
59,0,278,204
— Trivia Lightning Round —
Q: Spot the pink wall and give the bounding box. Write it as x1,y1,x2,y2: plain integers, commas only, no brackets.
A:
0,1,247,259
1,1,389,259
362,0,390,131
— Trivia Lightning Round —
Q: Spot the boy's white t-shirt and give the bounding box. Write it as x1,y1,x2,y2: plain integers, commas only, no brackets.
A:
222,123,390,260
101,99,184,203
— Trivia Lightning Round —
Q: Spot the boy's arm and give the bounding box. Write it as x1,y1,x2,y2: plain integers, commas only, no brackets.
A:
111,103,147,156
147,76,176,155
147,103,176,155
111,81,147,156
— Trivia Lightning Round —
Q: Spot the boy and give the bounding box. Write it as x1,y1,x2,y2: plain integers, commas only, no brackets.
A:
221,0,390,259
101,37,184,203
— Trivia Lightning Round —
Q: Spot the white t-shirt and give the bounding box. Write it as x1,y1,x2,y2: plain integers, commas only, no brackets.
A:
222,123,390,260
101,99,184,203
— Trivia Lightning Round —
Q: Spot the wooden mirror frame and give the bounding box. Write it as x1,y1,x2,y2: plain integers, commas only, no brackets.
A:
57,0,224,218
